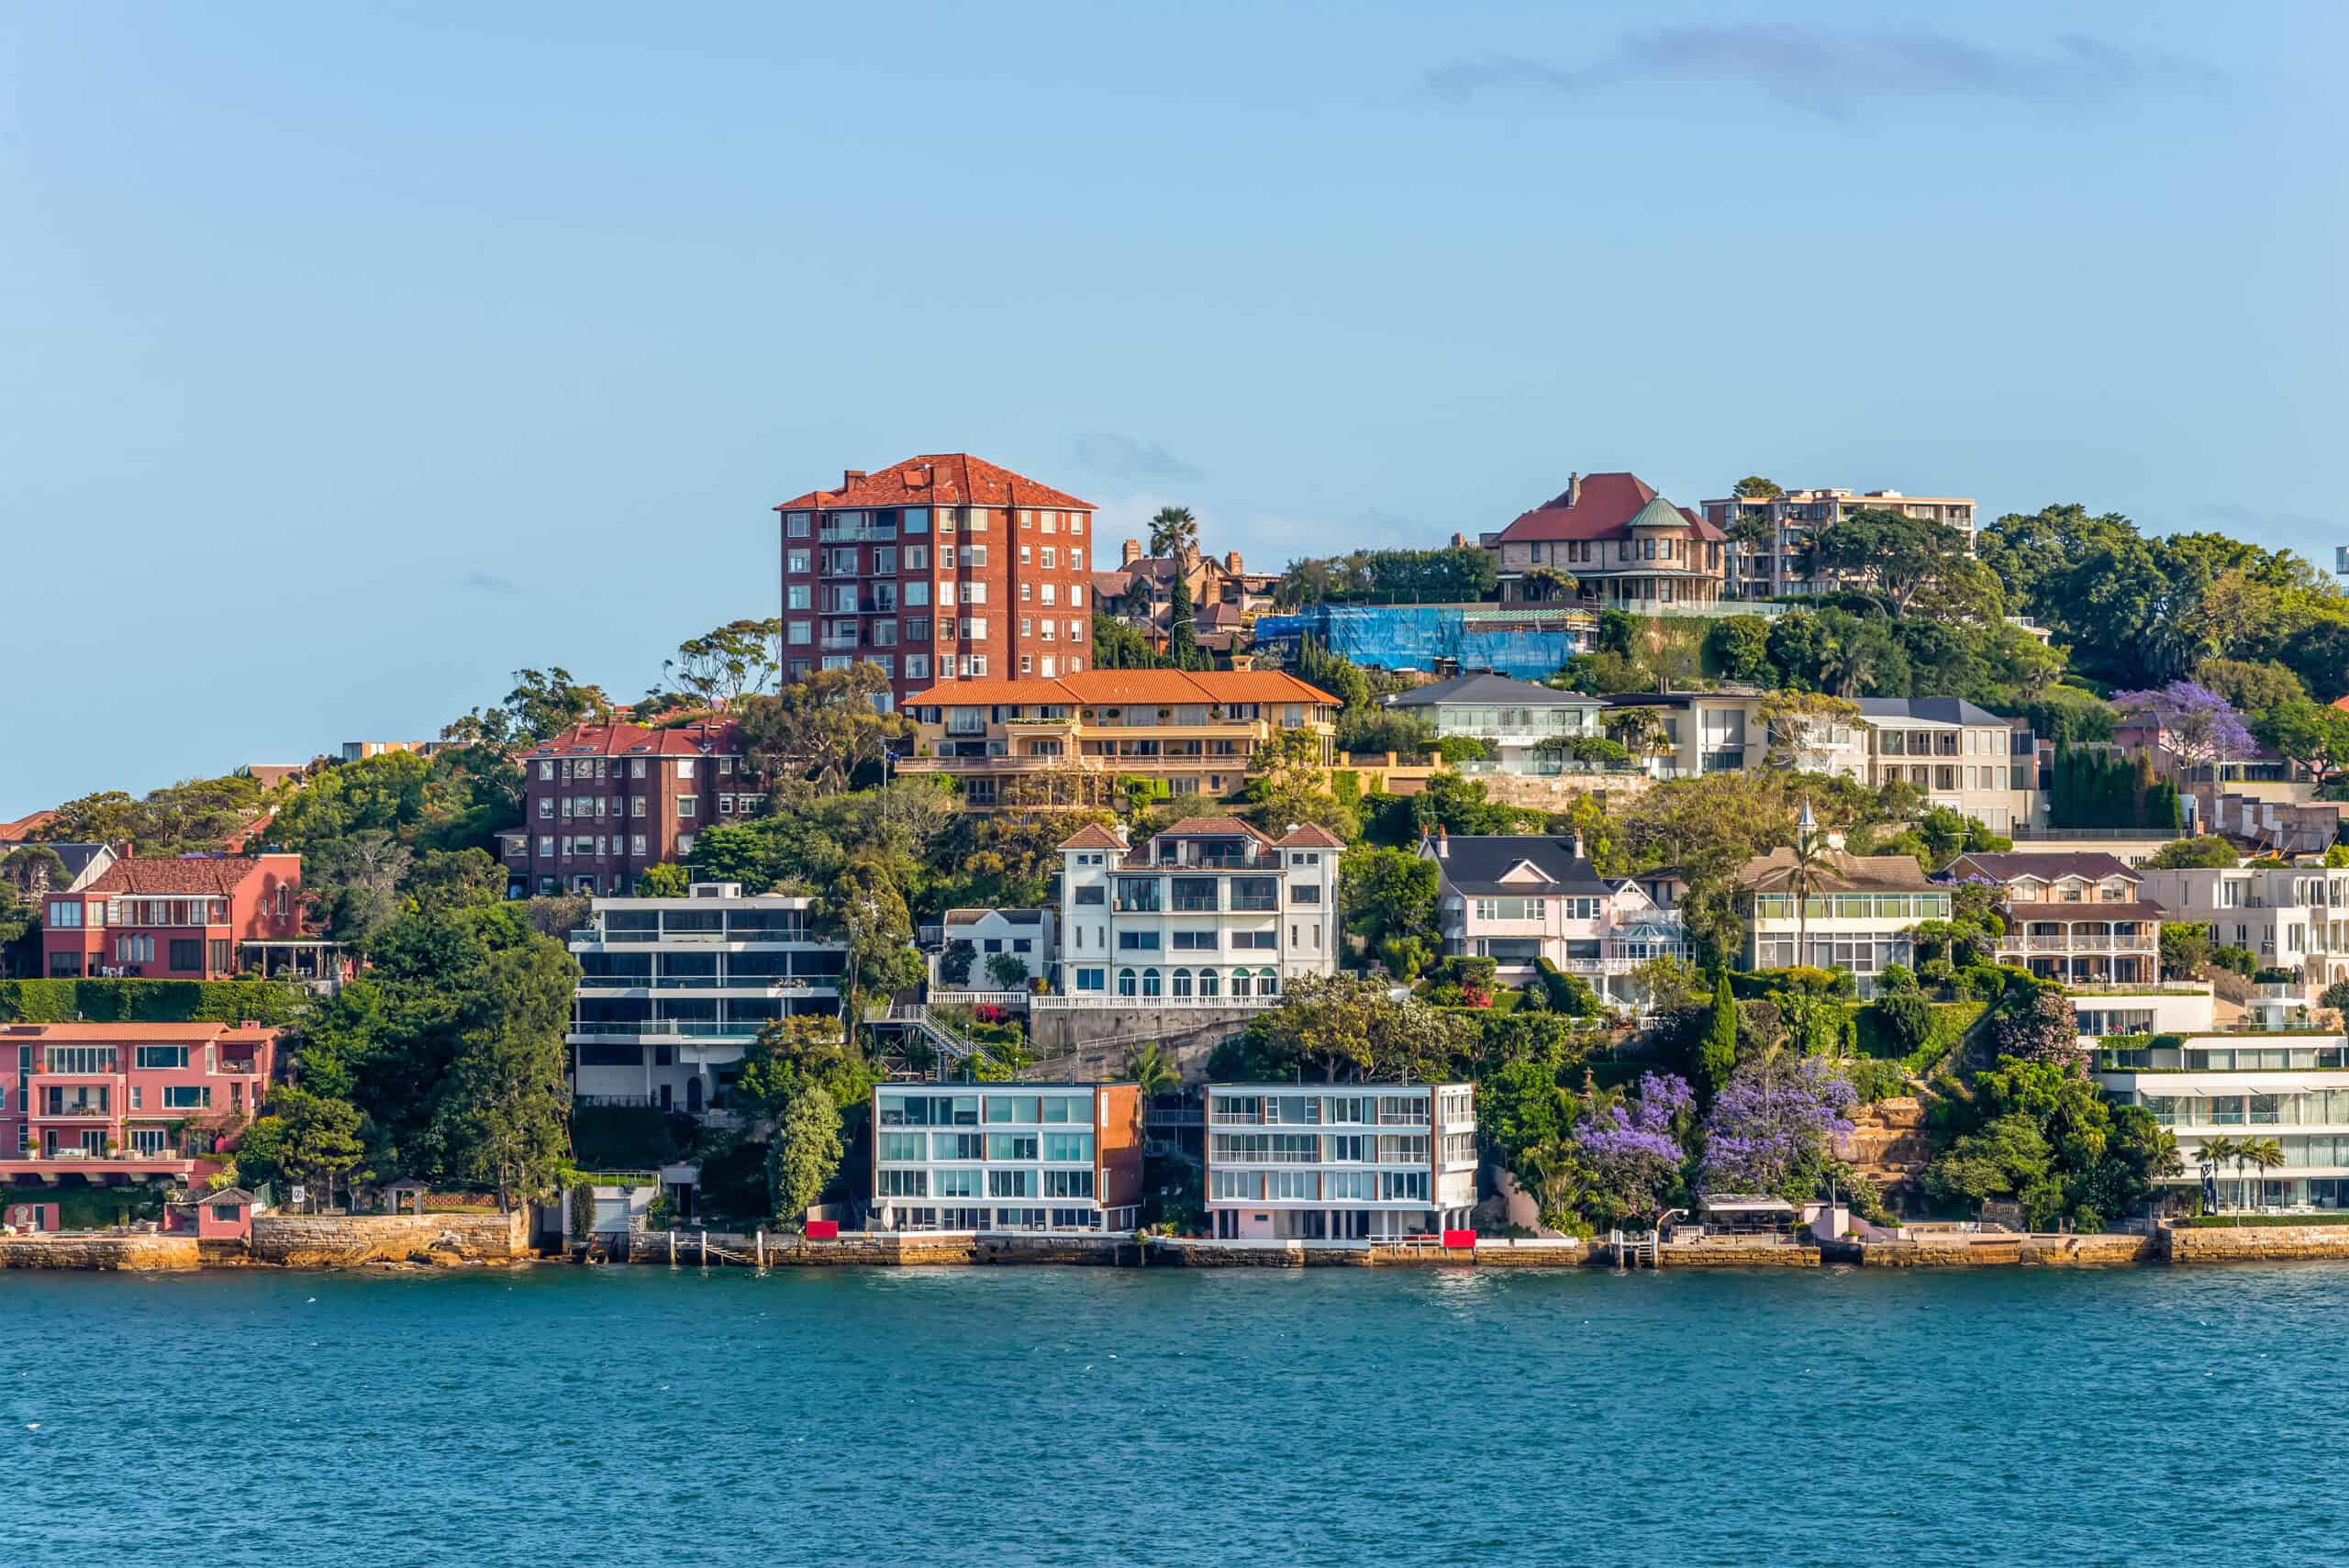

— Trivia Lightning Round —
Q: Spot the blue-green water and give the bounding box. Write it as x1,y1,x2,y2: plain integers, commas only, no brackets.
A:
6,1262,2346,1566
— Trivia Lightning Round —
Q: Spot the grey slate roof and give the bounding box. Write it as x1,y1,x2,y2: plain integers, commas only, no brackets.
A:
1853,697,2011,727
1387,673,1602,709
1425,834,1618,897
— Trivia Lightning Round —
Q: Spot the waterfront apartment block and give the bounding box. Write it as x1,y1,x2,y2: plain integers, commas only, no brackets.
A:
499,719,750,897
899,668,1341,807
1423,830,1688,1011
2099,1035,2349,1211
773,454,1097,712
1055,817,1341,1002
870,1083,1143,1231
2,1021,275,1187
2136,864,2349,995
1482,472,1728,607
39,852,304,981
567,883,844,1117
1737,845,1948,992
1701,486,1977,600
1205,1083,1477,1240
1944,851,2166,987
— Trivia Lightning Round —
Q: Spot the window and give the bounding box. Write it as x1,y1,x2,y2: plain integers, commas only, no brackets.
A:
1041,583,1058,605
785,512,811,538
677,796,696,818
1042,1169,1094,1198
935,1168,980,1197
136,1045,189,1070
169,939,203,971
1043,1131,1093,1162
788,620,811,645
877,1169,928,1197
987,1170,1032,1198
962,581,987,605
786,550,811,574
1041,547,1057,568
904,507,930,535
163,1085,211,1110
878,1132,926,1162
1075,966,1106,991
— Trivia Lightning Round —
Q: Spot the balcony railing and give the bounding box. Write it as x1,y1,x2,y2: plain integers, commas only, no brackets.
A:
2007,934,2159,952
818,523,896,542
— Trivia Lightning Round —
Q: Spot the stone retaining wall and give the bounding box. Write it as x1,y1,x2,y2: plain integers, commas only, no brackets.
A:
1657,1243,1820,1268
250,1211,529,1267
1829,1232,2153,1267
2160,1224,2349,1263
0,1235,202,1271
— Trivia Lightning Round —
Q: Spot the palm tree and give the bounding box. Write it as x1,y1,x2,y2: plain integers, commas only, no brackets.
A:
1148,506,1198,562
1124,1040,1180,1100
1784,799,1833,974
2242,1136,2286,1217
2199,1135,2241,1221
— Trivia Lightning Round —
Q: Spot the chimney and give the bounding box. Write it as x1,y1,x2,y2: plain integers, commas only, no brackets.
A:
1112,822,1130,848
1226,550,1242,574
1451,532,1466,549
1572,829,1586,861
1566,472,1582,507
1434,824,1449,859
842,469,866,488
1123,538,1142,566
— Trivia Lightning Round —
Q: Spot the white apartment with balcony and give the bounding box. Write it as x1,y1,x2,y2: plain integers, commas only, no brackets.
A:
2100,1034,2349,1211
566,883,845,1117
1945,851,2166,987
1205,1082,1477,1240
1421,829,1687,1010
1381,673,1606,767
2137,864,2349,995
1054,817,1341,1004
869,1083,1143,1232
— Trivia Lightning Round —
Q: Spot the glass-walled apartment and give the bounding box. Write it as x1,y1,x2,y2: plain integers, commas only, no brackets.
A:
870,1083,1143,1232
2100,1036,2349,1210
1204,1083,1477,1240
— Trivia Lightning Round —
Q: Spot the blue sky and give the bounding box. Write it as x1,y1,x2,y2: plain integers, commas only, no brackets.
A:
5,1,2344,817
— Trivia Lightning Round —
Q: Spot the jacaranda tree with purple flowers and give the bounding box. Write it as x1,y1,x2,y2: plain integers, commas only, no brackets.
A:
1696,1051,1857,1204
1569,1072,1693,1228
2110,682,2254,772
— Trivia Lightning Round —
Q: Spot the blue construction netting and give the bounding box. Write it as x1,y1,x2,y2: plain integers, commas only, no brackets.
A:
1254,604,1590,678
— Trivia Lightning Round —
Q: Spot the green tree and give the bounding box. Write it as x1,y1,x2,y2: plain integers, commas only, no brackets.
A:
1124,1041,1181,1098
236,1086,372,1207
1798,507,1988,617
1698,969,1739,1093
1237,727,1358,841
2143,836,2239,870
739,662,915,795
663,617,782,707
403,848,507,916
1341,846,1439,967
2254,699,2349,792
1731,476,1785,499
1148,506,1199,561
1167,573,1201,671
425,934,576,1210
1922,1114,2054,1214
773,1084,842,1221
635,862,691,897
0,845,71,895
441,667,617,751
1242,973,1478,1084
1705,616,1774,684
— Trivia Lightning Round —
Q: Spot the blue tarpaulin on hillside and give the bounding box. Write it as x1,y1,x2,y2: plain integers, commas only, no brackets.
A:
1252,604,1594,678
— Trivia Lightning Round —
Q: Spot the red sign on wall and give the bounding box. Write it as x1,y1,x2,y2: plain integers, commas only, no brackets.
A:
805,1220,840,1240
1442,1229,1476,1250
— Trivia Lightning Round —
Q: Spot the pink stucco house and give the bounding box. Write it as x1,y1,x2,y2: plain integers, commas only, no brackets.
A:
1,1021,276,1190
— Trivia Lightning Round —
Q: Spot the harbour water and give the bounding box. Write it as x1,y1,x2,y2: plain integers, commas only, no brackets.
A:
7,1262,2346,1566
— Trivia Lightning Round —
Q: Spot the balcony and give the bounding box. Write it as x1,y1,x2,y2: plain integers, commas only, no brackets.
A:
819,634,863,651
2005,934,2159,952
818,523,896,542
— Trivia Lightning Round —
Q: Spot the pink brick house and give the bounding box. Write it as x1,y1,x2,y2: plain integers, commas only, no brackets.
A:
0,1021,276,1189
39,852,304,981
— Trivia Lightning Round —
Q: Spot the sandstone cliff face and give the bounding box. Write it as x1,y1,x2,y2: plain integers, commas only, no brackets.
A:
1843,1095,1934,1209
0,1236,201,1271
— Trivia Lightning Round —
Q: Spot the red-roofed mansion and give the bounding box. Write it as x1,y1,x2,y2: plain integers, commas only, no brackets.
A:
40,853,303,980
1481,471,1728,607
1054,817,1341,1004
773,453,1099,711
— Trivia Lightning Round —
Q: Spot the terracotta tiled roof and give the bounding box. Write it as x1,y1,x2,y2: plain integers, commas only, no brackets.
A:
1495,471,1722,544
1155,816,1264,840
1946,851,2142,884
773,453,1093,513
1736,847,1933,893
0,811,60,842
87,855,286,897
1091,570,1136,601
1057,824,1128,851
523,720,742,759
2335,695,2349,715
902,670,1338,708
0,1021,277,1042
1274,824,1347,849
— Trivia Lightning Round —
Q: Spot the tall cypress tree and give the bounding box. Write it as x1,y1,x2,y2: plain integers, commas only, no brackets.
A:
1698,968,1740,1095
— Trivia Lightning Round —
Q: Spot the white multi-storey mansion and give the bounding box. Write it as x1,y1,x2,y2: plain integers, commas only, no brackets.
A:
869,1083,1144,1232
1054,817,1341,1003
2137,864,2349,996
1421,829,1688,1011
567,883,844,1117
1205,1082,1477,1240
2100,1034,2349,1211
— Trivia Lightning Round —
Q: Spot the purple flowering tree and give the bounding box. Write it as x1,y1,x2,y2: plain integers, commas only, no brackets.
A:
1569,1072,1692,1228
1696,1053,1857,1203
2111,682,2255,773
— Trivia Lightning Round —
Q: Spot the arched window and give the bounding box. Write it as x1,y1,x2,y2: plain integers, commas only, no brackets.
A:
1118,968,1137,997
1260,968,1280,997
1172,968,1192,999
1142,968,1163,998
1197,968,1220,998
1231,969,1252,999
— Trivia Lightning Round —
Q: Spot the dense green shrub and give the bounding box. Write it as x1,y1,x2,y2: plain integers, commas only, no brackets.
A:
1874,990,1935,1053
0,978,305,1026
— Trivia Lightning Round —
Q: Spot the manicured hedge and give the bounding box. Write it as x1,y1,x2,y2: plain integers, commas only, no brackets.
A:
0,979,306,1026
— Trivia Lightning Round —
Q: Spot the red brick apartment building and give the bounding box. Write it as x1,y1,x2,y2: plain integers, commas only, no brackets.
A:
773,454,1099,711
39,853,302,980
498,719,754,895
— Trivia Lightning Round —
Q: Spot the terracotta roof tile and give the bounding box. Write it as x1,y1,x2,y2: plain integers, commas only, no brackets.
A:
523,720,742,759
1274,824,1347,849
1057,824,1127,851
1495,471,1724,544
0,811,59,843
87,855,290,897
901,670,1339,708
1154,816,1264,840
773,453,1093,514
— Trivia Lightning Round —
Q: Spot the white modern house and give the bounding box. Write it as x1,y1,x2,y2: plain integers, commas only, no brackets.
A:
2099,1032,2349,1211
1204,1082,1477,1240
934,906,1056,993
1054,817,1341,1002
2138,864,2349,995
1381,673,1607,767
1420,829,1688,1010
567,883,844,1116
869,1083,1143,1232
